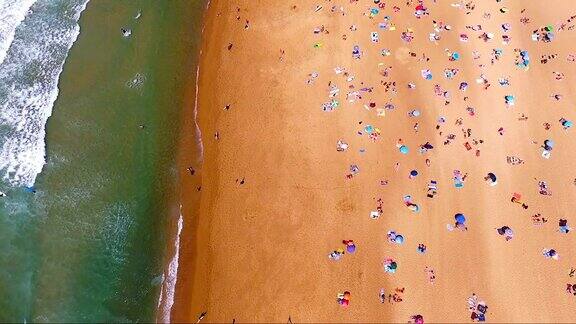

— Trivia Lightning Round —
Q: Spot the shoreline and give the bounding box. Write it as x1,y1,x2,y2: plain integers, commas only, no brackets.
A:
154,0,211,322
169,0,217,321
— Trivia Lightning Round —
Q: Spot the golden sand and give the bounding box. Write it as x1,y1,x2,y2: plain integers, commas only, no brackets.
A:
173,0,576,322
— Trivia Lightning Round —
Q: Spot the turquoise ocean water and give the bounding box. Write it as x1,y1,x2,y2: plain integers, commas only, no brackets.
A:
0,0,204,321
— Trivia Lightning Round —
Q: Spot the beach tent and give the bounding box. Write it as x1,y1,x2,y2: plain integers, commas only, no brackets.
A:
486,172,497,186
487,173,497,182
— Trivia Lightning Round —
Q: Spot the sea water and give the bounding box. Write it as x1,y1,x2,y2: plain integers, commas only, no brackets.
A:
0,0,204,321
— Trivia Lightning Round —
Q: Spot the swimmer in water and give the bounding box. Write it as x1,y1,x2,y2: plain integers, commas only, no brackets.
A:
121,28,132,37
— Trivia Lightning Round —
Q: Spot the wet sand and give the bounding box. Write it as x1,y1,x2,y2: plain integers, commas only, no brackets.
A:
174,0,576,322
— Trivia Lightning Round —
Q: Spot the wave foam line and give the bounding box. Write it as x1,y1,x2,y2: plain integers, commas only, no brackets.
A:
193,64,204,164
0,0,37,66
0,0,90,187
158,206,184,323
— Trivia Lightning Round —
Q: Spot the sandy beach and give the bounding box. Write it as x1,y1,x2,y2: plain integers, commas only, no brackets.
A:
173,0,576,322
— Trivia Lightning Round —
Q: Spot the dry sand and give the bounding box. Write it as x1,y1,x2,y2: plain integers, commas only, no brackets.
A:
173,0,576,322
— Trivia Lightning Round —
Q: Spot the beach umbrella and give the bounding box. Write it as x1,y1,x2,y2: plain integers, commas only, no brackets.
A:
395,235,404,244
389,262,397,270
346,244,356,253
452,52,460,60
408,204,420,212
410,170,418,177
364,125,374,133
399,145,409,154
563,120,573,128
455,213,466,224
411,109,421,117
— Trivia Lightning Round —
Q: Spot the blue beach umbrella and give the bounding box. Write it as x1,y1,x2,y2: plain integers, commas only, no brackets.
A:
399,145,409,154
365,125,374,133
455,213,466,224
347,244,356,253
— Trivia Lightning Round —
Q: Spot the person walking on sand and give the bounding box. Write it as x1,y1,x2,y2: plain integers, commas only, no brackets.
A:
197,311,207,323
379,288,386,303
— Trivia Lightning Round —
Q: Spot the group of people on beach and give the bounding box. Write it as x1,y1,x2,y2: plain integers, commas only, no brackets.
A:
309,0,576,321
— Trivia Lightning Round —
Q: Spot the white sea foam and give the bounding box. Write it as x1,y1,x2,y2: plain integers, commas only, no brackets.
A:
0,0,37,66
156,273,165,309
194,64,204,163
0,0,89,187
158,206,184,323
